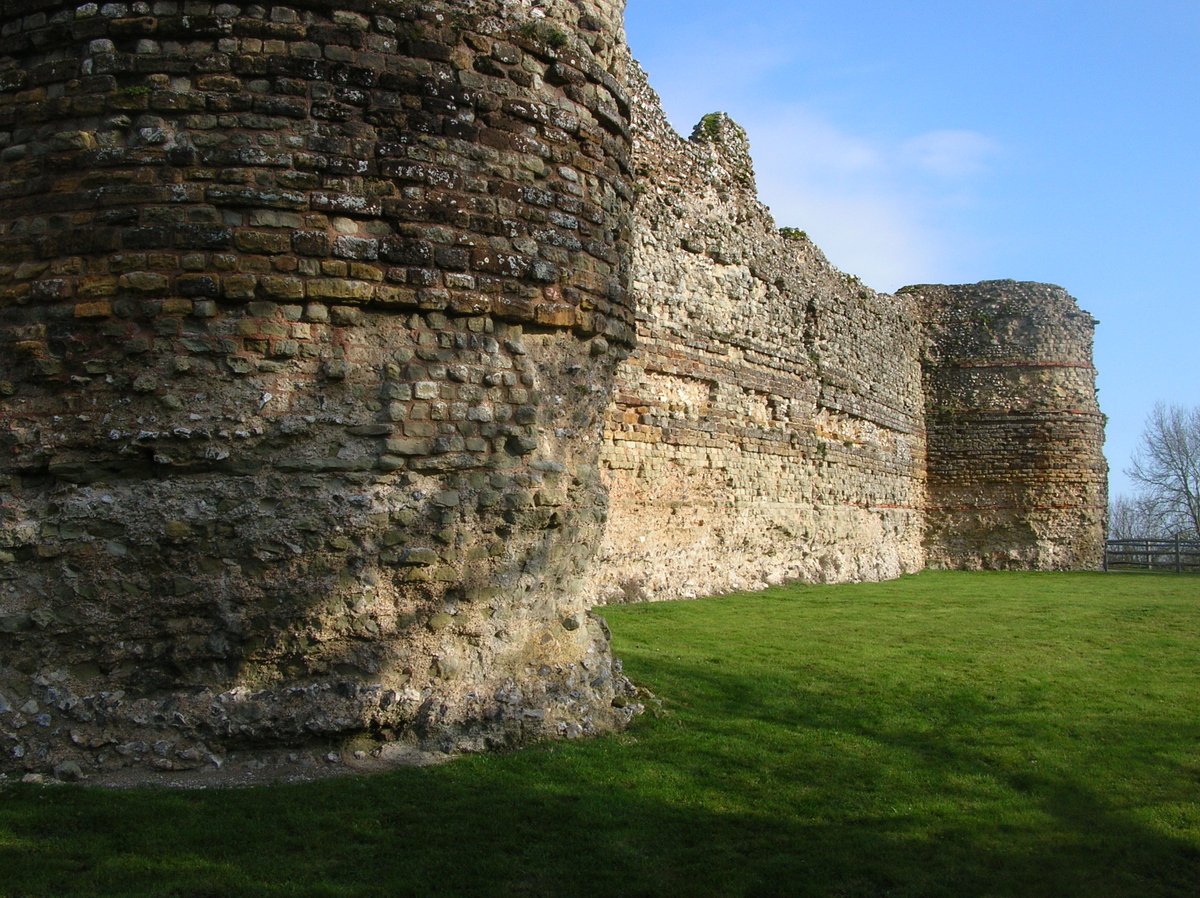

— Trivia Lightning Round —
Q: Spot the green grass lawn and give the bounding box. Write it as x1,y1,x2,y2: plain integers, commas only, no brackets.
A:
2,572,1197,897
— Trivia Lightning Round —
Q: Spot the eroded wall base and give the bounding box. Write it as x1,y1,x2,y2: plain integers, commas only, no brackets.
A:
1,312,638,773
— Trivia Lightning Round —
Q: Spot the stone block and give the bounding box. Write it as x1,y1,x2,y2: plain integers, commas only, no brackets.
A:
73,301,112,318
235,231,291,254
306,279,373,302
259,276,305,300
161,299,193,315
118,271,169,294
223,274,258,299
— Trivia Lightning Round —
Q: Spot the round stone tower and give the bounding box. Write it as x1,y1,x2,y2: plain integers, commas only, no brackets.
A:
914,281,1108,570
0,0,636,775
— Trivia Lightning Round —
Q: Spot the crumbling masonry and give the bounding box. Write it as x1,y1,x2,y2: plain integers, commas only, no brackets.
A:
0,0,1106,776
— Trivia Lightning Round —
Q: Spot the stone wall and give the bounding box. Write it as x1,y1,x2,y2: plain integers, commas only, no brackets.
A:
590,65,927,602
912,281,1108,569
0,0,639,774
0,1,1106,778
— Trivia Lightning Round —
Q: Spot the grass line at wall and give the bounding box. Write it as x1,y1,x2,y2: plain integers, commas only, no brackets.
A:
2,572,1197,897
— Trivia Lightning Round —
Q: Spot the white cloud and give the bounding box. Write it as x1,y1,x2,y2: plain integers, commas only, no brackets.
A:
900,130,1002,179
762,185,949,290
727,105,1001,291
762,108,884,176
643,44,796,131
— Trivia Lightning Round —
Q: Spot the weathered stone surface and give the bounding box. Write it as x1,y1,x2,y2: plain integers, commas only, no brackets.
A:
910,281,1107,570
0,0,639,778
0,0,1104,780
588,67,1106,601
591,94,929,601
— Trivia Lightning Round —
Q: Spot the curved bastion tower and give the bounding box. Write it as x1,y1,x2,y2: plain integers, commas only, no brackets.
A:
913,281,1108,570
0,0,639,773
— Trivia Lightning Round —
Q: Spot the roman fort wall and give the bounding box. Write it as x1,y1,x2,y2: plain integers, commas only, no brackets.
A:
0,0,1106,778
590,65,927,602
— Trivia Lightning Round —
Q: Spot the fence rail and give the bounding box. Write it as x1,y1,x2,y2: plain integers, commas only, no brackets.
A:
1104,538,1200,572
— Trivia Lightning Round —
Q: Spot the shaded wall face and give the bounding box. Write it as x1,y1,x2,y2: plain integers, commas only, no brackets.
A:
914,281,1108,570
0,1,635,772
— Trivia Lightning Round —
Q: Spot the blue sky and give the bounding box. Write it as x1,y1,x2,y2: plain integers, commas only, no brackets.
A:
624,0,1199,499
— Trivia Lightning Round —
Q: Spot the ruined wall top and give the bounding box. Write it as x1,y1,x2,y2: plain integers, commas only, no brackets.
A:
494,0,625,30
436,0,627,68
909,280,1100,368
0,0,627,61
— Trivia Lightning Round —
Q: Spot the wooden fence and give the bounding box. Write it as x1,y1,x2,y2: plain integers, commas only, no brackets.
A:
1104,538,1200,573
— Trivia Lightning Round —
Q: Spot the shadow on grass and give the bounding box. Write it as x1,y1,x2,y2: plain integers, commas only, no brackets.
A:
629,654,1200,898
3,656,1197,898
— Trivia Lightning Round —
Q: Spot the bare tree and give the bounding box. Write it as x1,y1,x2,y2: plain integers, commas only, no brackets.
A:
1108,494,1165,540
1126,403,1200,539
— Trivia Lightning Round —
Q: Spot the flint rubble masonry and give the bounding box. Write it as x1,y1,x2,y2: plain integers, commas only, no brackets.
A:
0,0,1106,778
